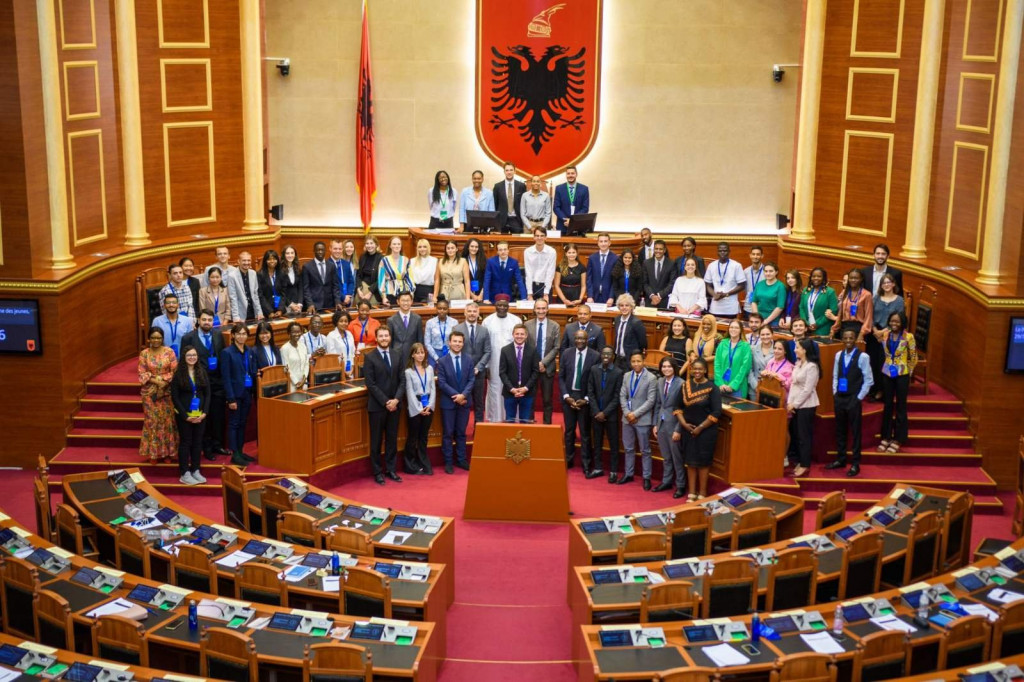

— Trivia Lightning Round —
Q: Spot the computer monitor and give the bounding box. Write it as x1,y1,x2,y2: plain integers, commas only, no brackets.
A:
565,212,597,236
465,210,501,234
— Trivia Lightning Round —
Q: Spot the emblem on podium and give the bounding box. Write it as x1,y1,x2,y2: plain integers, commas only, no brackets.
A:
505,430,531,464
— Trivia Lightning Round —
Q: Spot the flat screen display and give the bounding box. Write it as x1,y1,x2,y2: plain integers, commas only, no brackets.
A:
835,526,858,541
872,511,896,526
684,624,716,642
841,603,871,622
0,300,42,354
128,584,159,603
25,548,54,566
663,564,696,579
350,623,385,640
391,515,418,528
635,515,664,529
598,630,632,647
300,553,331,569
590,569,622,585
764,616,799,634
241,540,270,557
580,521,608,534
0,644,27,666
191,525,216,541
722,493,746,508
1005,317,1024,373
342,506,367,519
64,663,103,682
269,613,302,631
71,567,101,587
1003,555,1024,573
156,507,178,524
301,493,323,507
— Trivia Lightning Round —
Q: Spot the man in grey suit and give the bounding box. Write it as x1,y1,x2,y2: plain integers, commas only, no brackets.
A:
559,304,605,352
651,362,686,497
618,350,657,489
452,301,491,424
524,298,561,424
225,251,264,322
386,291,424,365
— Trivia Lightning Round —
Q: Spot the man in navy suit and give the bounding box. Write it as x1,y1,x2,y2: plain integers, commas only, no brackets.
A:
560,329,600,472
362,327,404,485
586,233,617,306
611,294,647,370
483,241,526,302
181,310,227,460
218,323,257,467
560,304,605,352
301,241,340,313
552,166,590,229
436,330,475,474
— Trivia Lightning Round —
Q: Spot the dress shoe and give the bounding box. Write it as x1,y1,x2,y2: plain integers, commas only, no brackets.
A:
585,469,604,480
652,482,673,493
642,478,652,491
846,464,861,477
241,453,256,462
424,467,434,476
203,451,217,461
673,489,686,499
617,475,635,485
608,473,618,484
374,474,385,485
230,454,249,468
408,469,424,475
824,459,847,470
444,464,453,474
215,447,232,456
455,461,470,471
386,472,403,482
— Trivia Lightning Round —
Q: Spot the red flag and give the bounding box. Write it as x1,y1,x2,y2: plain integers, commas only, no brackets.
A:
356,0,376,233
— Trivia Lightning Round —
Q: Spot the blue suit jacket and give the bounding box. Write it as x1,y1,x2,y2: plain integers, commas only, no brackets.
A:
585,251,618,303
483,256,526,301
553,183,590,222
219,344,257,402
436,353,475,410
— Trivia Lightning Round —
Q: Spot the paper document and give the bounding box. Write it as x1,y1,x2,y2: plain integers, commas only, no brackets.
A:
86,598,140,618
988,588,1024,604
215,550,259,569
18,642,57,655
962,603,999,622
322,576,341,592
0,669,20,682
130,472,145,483
800,632,845,654
870,615,916,633
702,643,750,667
379,531,411,546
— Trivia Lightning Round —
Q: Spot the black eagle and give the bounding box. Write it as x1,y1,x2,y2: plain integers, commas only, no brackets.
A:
490,45,587,154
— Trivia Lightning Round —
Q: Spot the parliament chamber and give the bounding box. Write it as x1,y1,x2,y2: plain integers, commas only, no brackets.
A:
3,0,1024,680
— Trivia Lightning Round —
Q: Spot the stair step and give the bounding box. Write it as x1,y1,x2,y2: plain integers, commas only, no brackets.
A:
85,381,140,397
81,398,143,414
871,431,973,447
906,399,964,413
66,429,141,447
825,450,983,466
73,414,144,430
905,413,970,430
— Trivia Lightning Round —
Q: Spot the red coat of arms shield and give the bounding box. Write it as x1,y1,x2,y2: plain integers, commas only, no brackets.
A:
475,0,603,179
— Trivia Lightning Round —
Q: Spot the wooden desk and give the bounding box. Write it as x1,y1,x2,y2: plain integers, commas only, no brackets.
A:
60,470,450,656
0,513,439,682
710,396,787,483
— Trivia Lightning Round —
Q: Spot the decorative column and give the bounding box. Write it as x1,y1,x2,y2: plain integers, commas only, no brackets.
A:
115,0,150,247
37,0,75,269
901,0,946,260
977,0,1024,285
239,0,267,231
790,0,827,242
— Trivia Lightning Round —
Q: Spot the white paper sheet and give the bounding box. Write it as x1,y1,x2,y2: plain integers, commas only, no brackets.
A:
988,588,1024,605
702,643,750,667
962,603,999,622
322,576,341,592
214,550,259,569
870,615,916,633
86,598,139,618
379,531,411,546
0,669,21,682
800,631,845,654
283,565,315,582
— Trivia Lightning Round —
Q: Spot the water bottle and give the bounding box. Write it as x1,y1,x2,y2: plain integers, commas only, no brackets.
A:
331,552,340,577
832,604,844,637
917,593,930,624
188,599,198,632
750,612,761,643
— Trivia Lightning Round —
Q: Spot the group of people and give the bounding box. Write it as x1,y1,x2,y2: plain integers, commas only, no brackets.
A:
140,235,917,494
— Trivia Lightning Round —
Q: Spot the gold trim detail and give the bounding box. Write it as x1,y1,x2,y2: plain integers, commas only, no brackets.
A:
955,72,997,133
157,0,210,48
66,129,108,247
964,0,1005,62
62,60,101,121
851,0,906,58
58,0,97,50
845,67,900,123
944,141,989,260
162,121,216,227
505,430,531,464
838,130,894,236
159,58,213,113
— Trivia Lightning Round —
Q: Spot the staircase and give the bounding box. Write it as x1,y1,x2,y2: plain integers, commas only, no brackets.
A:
736,383,1003,515
49,362,306,493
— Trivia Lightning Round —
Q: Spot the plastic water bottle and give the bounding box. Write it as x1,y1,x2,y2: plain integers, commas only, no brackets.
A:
331,552,340,577
188,599,198,632
918,593,930,623
750,612,761,643
832,604,844,636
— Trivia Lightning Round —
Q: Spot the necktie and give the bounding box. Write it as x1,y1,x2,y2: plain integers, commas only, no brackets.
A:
469,325,475,346
569,185,576,204
574,351,583,390
455,355,462,379
655,259,661,281
516,345,523,384
319,261,325,281
601,253,606,275
507,182,513,214
616,319,626,354
665,379,671,398
203,333,211,352
403,315,409,328
537,322,544,359
383,350,391,371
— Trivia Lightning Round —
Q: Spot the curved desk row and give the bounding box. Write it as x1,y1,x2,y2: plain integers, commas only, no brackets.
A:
0,511,439,682
60,470,449,656
577,534,1024,681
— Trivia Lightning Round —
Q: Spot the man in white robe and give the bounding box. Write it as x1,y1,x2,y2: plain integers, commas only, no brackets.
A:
481,294,522,423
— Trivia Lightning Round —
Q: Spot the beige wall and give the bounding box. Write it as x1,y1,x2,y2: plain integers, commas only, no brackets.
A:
266,0,803,232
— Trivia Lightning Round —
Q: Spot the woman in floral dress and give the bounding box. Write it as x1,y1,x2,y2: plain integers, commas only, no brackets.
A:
138,327,179,462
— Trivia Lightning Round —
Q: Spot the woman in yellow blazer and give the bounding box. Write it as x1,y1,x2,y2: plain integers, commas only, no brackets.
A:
878,311,917,453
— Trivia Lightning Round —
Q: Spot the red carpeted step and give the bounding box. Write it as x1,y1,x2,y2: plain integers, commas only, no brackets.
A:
826,450,983,466
66,427,141,448
85,381,140,397
80,397,143,414
906,398,964,414
870,430,973,448
72,414,143,430
793,463,996,497
906,413,970,430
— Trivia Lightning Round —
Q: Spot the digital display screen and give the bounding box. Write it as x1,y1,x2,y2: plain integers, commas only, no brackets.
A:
25,548,54,566
278,478,293,488
663,564,695,579
590,569,622,585
764,616,799,634
350,623,385,640
128,584,159,603
71,567,101,586
960,673,998,682
897,492,919,509
391,515,418,528
301,554,331,569
1002,555,1024,573
723,493,746,508
635,515,663,529
269,613,302,631
64,663,102,682
789,541,812,549
343,506,367,519
156,508,178,524
127,490,148,504
684,625,716,642
192,525,216,541
301,493,323,507
841,604,871,622
598,630,632,647
835,526,858,541
0,644,27,666
957,574,987,592
373,562,402,578
873,511,896,526
580,521,608,534
1005,317,1024,373
0,528,15,545
241,540,270,557
0,300,42,354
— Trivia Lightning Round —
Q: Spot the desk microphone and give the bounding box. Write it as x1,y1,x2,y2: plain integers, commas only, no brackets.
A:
228,511,249,532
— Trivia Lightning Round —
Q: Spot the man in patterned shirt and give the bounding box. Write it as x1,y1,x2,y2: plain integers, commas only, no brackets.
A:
159,263,195,320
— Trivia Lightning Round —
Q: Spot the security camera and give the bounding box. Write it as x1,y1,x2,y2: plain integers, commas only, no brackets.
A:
276,59,290,77
772,64,784,83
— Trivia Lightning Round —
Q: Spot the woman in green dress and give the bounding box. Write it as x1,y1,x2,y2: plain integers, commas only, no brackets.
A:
800,267,839,337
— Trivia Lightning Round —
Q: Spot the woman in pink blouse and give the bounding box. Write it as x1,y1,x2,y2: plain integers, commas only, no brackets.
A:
786,338,821,477
761,339,794,391
831,268,873,342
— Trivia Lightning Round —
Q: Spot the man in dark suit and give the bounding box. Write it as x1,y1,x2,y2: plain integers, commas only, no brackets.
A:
560,304,605,352
499,325,539,422
585,233,617,305
492,162,527,234
452,302,491,425
642,240,675,309
363,327,404,485
652,366,686,496
483,242,526,302
218,323,257,467
524,299,561,424
301,241,340,313
859,243,904,295
552,165,590,229
587,347,623,482
181,310,228,461
560,330,600,473
386,291,424,365
611,294,647,370
436,330,475,474
636,228,655,264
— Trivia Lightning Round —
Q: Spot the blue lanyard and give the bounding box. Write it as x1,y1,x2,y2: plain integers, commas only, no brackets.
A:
698,338,707,356
750,266,763,290
270,273,277,295
887,332,903,358
416,367,428,394
629,371,643,400
438,319,447,344
213,293,219,316
342,332,350,356
188,372,198,398
624,271,630,288
807,287,822,316
360,319,369,343
785,291,796,316
717,261,728,287
169,318,179,344
726,341,738,367
469,258,477,278
840,349,857,377
242,348,250,374
306,333,322,353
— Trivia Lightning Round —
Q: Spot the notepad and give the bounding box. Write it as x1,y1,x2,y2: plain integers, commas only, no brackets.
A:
870,615,916,633
214,550,259,569
988,588,1024,605
702,643,750,667
379,531,411,546
962,603,999,622
801,632,845,654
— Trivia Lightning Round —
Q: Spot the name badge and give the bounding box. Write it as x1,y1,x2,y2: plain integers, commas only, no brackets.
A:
212,315,221,327
849,303,858,316
207,356,218,371
440,210,449,220
889,365,899,378
345,360,353,373
837,378,849,393
570,206,576,215
273,295,281,308
723,369,732,382
440,346,449,357
189,396,200,412
470,280,480,293
420,395,430,408
627,399,632,411
244,374,253,388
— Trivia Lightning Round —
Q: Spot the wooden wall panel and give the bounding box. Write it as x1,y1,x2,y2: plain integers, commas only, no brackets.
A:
839,131,894,235
67,130,107,246
163,122,215,226
62,61,100,120
160,59,212,112
852,0,907,56
58,0,96,48
963,0,1004,60
944,142,988,258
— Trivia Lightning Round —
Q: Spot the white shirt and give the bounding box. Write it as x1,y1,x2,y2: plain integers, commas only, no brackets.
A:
743,264,765,312
523,244,557,294
324,328,356,369
409,256,438,287
870,265,888,296
703,259,746,315
563,348,590,397
280,342,310,391
301,331,325,354
668,275,707,313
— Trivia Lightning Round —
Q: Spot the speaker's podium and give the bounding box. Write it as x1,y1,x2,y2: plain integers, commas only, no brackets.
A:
463,423,570,522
